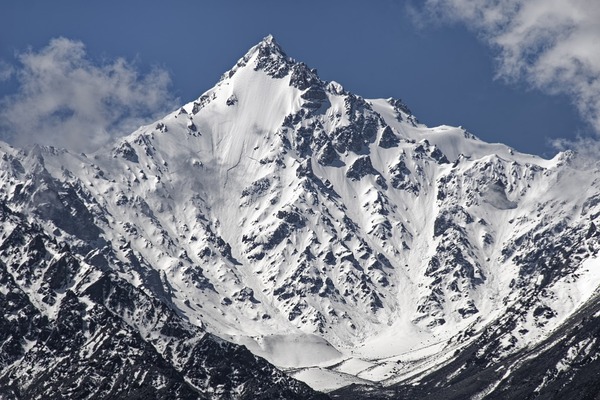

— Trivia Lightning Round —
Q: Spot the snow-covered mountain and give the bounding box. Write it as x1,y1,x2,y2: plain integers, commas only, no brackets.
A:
1,35,600,399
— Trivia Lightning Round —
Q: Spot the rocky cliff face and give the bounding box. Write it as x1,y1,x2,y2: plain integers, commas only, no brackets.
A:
0,186,326,399
0,35,599,399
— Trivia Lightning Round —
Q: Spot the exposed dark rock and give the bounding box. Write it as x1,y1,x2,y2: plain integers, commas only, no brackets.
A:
346,156,378,181
114,141,139,163
378,126,400,149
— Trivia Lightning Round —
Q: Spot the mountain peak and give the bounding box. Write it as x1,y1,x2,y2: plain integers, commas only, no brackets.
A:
259,34,284,53
221,35,291,82
2,33,600,400
247,34,288,61
250,34,290,78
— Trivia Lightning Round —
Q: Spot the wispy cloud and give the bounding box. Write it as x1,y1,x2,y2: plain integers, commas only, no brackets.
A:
0,37,177,152
421,0,600,141
0,61,14,82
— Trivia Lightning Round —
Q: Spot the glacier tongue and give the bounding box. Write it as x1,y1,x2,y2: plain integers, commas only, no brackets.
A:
1,35,600,398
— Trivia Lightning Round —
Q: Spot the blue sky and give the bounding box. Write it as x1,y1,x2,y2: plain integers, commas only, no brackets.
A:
1,0,598,156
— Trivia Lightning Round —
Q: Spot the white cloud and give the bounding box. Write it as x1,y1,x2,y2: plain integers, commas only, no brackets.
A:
423,0,600,135
0,61,14,81
0,37,177,152
551,136,600,168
